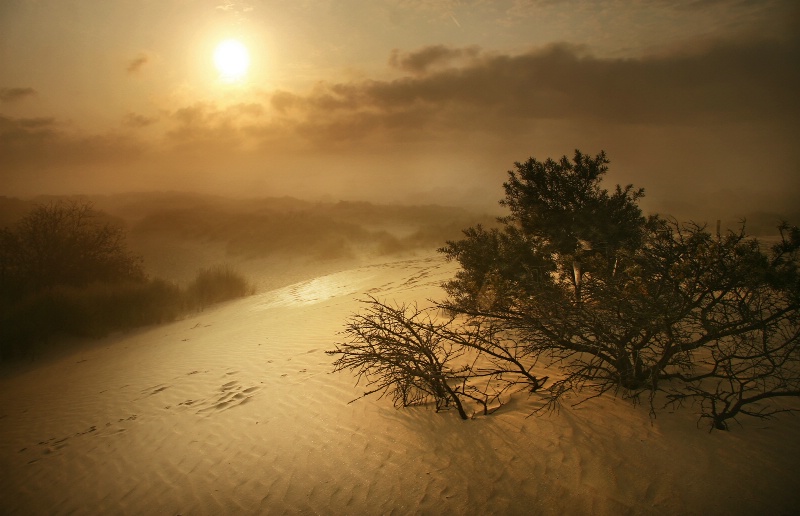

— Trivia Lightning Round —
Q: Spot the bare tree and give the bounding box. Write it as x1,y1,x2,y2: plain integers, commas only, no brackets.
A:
663,223,800,430
0,200,146,358
2,200,144,295
328,296,547,419
329,297,471,419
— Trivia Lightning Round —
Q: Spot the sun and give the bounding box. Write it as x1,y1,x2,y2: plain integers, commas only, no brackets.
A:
213,39,250,82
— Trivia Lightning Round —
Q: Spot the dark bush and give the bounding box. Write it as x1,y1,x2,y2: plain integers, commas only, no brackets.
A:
0,200,253,360
0,200,144,297
0,279,184,359
185,264,253,310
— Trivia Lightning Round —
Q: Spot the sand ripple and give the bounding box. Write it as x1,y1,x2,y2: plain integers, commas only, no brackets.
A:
1,254,799,514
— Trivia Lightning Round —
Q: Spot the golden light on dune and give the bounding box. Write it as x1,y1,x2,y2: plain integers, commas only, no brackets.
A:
213,39,250,82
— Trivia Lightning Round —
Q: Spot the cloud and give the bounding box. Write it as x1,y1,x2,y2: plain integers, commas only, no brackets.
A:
389,0,463,15
267,35,799,147
250,34,799,213
389,45,481,75
215,0,254,21
126,54,149,74
1,32,797,216
0,115,58,146
0,87,37,103
506,0,785,12
0,115,142,169
216,1,253,12
163,102,266,150
123,113,158,128
8,34,798,158
660,0,772,11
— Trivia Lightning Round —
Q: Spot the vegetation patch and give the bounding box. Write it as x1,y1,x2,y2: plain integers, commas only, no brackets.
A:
330,150,800,431
185,264,254,309
0,200,252,360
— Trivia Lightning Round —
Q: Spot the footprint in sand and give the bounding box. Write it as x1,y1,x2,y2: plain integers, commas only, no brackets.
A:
29,421,112,460
195,381,261,415
23,413,141,464
98,415,138,438
141,384,170,396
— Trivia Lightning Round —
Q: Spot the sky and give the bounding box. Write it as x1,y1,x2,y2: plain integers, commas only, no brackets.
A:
1,0,799,220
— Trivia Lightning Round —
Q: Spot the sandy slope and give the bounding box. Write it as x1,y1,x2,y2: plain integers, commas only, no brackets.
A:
1,254,799,515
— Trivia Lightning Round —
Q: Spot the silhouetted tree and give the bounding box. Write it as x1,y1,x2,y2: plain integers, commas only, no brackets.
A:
662,222,800,430
439,150,800,428
0,200,144,297
329,297,471,419
328,296,547,419
0,200,147,358
332,150,800,430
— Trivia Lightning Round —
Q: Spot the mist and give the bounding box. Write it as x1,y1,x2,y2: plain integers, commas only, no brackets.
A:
2,33,799,227
2,3,800,513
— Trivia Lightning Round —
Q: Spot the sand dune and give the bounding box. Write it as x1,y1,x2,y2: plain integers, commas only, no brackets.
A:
1,253,799,515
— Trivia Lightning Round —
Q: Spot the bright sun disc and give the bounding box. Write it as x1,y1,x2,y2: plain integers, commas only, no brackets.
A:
213,39,250,81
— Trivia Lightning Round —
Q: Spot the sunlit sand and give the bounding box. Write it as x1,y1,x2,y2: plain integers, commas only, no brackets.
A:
2,0,798,512
1,252,799,514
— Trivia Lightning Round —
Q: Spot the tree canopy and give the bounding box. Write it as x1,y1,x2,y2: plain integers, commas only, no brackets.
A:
331,150,800,430
0,200,144,297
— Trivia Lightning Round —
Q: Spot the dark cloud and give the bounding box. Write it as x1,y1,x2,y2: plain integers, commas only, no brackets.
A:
0,115,142,169
163,102,266,150
510,0,785,11
126,54,149,74
664,0,772,10
264,36,799,151
123,113,158,128
0,112,152,197
0,115,58,147
253,35,799,214
0,87,37,103
388,45,481,75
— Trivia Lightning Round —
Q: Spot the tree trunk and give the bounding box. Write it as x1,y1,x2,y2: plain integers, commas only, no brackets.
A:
440,379,468,420
572,259,582,304
616,353,650,390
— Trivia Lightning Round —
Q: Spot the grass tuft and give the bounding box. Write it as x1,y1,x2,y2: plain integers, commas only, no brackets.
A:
185,264,254,310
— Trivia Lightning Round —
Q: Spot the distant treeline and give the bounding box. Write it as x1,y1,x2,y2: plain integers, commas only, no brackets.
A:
113,193,494,261
1,193,496,265
1,193,793,257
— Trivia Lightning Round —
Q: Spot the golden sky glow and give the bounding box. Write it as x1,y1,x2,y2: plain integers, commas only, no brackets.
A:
0,0,798,220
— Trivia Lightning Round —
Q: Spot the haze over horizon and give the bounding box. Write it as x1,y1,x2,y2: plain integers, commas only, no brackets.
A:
2,0,798,221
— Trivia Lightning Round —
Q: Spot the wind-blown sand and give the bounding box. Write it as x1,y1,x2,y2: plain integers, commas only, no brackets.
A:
1,253,799,515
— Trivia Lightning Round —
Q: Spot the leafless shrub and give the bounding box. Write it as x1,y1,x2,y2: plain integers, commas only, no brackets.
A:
328,296,546,419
